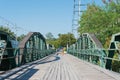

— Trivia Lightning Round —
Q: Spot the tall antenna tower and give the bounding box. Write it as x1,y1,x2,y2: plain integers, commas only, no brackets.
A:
72,0,86,38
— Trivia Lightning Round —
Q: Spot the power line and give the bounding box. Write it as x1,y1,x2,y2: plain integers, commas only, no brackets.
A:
0,16,29,36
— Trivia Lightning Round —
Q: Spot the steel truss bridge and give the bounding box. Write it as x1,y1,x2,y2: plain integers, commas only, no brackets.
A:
68,33,120,70
0,0,120,80
0,31,55,71
0,31,119,80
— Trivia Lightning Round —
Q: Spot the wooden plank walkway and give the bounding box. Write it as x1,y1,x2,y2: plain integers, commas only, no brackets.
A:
3,52,120,80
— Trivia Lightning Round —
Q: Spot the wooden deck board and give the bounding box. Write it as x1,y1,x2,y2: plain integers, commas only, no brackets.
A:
3,53,120,80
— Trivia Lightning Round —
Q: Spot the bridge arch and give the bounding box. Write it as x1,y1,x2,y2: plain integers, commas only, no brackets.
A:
0,31,18,70
68,33,106,67
106,33,120,70
0,31,55,70
18,32,47,64
19,32,46,49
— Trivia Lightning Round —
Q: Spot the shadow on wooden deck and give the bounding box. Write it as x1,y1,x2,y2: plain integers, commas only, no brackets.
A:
36,55,60,64
5,54,60,80
7,67,38,80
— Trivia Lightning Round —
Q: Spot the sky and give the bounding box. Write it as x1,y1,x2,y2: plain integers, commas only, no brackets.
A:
0,0,103,38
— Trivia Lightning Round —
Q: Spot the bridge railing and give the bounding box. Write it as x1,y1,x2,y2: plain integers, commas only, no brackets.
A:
0,31,56,71
0,47,55,71
68,33,120,73
68,48,120,73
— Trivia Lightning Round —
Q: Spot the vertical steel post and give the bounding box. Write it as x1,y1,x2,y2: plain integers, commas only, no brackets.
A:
18,48,20,66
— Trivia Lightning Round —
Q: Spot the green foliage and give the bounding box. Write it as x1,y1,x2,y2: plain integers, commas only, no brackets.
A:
45,32,57,48
112,53,120,73
45,32,76,49
45,32,54,40
78,1,120,72
58,33,76,47
0,26,15,38
17,34,26,41
78,1,120,48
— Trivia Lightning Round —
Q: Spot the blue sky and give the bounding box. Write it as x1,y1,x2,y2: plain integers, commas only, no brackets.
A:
0,0,103,38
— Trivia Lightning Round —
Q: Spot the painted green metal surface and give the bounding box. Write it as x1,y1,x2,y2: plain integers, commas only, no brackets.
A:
68,33,106,68
68,33,120,72
17,32,55,65
0,31,55,71
106,33,120,70
0,31,17,70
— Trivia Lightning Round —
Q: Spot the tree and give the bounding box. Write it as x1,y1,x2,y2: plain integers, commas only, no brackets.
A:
78,1,120,72
58,33,76,47
0,26,15,38
17,34,26,41
51,39,60,49
45,32,76,49
45,32,54,40
45,32,55,46
78,2,120,48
